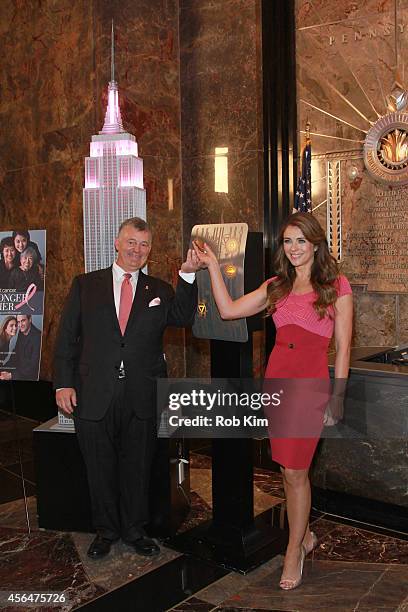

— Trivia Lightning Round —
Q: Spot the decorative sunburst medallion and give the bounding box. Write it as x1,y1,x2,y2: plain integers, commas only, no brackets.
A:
225,238,239,254
364,111,408,185
378,128,408,169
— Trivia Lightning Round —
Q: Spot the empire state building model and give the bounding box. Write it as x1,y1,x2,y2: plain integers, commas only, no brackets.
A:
83,27,146,272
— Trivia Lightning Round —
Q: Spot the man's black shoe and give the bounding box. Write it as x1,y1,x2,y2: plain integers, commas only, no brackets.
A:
125,536,160,557
87,535,114,559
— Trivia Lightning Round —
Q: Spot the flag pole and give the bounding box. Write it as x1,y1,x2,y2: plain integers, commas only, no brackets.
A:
305,117,311,144
293,119,312,213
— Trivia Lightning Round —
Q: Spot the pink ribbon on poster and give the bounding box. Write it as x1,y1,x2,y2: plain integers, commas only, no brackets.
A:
15,283,37,311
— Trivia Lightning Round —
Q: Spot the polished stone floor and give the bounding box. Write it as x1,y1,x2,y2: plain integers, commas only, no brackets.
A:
0,421,407,611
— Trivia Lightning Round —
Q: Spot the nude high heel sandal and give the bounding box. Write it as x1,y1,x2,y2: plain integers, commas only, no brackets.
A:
305,531,318,556
279,545,306,591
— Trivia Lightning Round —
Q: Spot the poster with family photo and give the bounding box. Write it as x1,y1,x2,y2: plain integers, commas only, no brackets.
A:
0,230,46,381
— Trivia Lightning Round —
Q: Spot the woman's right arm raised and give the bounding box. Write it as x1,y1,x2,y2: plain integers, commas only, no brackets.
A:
192,241,269,320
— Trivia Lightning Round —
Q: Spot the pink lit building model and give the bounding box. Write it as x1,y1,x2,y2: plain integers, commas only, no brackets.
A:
83,25,146,272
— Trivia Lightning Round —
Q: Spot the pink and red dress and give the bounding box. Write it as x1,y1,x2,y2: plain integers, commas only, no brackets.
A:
264,275,352,469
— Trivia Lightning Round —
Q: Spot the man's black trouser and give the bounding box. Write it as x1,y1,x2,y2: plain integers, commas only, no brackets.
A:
75,379,156,541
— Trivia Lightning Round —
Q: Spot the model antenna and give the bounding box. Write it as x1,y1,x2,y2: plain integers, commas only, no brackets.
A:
111,20,115,82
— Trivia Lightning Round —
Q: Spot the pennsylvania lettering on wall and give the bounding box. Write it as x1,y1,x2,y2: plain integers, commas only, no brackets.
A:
0,229,46,381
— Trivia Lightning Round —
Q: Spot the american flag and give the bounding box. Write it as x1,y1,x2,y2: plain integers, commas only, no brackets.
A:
293,141,312,213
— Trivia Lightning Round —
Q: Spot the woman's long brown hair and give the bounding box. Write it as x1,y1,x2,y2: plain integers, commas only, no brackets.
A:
0,316,17,343
266,212,339,318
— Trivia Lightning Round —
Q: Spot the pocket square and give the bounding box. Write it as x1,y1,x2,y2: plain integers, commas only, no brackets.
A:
149,297,161,307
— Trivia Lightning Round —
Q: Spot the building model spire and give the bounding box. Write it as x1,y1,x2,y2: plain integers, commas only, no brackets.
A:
100,20,124,134
83,22,146,273
111,19,115,82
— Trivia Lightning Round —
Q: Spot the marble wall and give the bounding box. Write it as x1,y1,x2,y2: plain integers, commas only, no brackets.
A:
0,1,263,381
180,0,264,375
180,0,263,239
296,0,408,348
0,0,95,379
0,0,183,380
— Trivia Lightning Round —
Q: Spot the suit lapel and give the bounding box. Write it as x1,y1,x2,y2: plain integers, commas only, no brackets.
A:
97,267,121,335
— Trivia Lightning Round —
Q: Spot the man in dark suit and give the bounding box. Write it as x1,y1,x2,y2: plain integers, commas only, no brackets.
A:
54,217,199,559
14,314,41,380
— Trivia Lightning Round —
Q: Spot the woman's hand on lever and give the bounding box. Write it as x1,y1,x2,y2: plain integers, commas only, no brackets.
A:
192,240,218,268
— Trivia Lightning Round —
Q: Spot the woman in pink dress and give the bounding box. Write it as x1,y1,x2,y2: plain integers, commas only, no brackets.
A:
193,212,353,590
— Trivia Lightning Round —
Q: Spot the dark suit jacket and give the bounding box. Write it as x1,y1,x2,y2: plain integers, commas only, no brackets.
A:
14,324,41,380
53,267,197,420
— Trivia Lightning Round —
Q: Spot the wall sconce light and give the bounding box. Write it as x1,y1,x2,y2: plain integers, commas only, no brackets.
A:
167,178,174,211
215,147,228,193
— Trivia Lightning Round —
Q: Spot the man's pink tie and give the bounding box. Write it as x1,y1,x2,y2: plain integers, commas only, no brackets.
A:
118,273,133,335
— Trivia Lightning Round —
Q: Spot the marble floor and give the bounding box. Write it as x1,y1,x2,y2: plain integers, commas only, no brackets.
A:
0,436,407,611
0,409,37,506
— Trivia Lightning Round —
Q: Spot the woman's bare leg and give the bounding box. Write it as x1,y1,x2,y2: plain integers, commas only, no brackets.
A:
280,466,310,584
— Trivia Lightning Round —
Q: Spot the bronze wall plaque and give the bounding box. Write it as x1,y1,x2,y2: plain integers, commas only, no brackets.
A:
340,183,408,293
